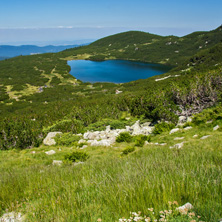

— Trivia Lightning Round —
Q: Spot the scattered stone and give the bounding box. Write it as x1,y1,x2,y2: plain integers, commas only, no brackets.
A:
59,148,61,151
0,212,24,222
170,142,185,149
45,150,56,155
184,126,192,131
73,162,84,166
174,137,184,140
186,117,192,123
206,120,213,124
116,90,122,94
178,116,186,124
43,132,62,146
169,128,180,134
80,145,88,149
159,143,167,146
78,139,86,144
213,125,219,131
200,135,211,140
31,151,36,154
193,134,198,138
52,160,62,166
131,120,142,135
177,202,193,214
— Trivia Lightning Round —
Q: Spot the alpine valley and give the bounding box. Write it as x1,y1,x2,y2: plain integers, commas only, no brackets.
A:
0,26,222,222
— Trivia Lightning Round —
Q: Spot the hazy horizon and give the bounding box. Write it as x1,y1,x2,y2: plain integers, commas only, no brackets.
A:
0,0,222,46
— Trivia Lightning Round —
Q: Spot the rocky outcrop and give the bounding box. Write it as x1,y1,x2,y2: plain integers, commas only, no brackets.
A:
82,121,154,147
0,212,24,222
43,132,62,146
45,150,56,155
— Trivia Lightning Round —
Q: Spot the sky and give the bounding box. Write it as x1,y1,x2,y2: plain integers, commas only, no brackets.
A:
0,0,222,45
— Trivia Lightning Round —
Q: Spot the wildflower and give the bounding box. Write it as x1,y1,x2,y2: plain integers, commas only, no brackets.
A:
173,201,178,205
168,201,172,205
148,208,154,212
97,219,102,222
189,212,195,217
190,220,196,222
159,211,164,214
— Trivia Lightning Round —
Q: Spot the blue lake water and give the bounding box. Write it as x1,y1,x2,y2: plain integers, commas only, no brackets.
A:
68,60,171,83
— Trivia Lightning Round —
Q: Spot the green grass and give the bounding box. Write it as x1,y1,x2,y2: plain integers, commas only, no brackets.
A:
0,118,221,221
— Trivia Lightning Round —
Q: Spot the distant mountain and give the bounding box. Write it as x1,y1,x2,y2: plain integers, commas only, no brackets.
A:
0,44,86,58
0,57,8,61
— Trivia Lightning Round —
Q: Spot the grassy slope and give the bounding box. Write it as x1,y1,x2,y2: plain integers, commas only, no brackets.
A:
59,25,222,65
0,108,221,221
0,27,222,221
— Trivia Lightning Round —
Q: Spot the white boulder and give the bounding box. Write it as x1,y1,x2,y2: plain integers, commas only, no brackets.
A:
43,132,62,146
200,135,211,140
169,128,180,134
177,202,193,214
170,142,185,149
213,125,219,131
0,212,24,222
52,160,62,166
184,126,192,131
45,150,56,155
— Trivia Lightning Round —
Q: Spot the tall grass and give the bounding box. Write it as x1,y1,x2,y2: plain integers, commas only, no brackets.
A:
0,136,221,221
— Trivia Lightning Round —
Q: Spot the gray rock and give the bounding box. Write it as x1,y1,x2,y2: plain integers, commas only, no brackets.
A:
174,137,184,140
80,145,88,149
45,150,56,155
169,128,180,134
106,125,111,132
73,162,84,166
184,126,192,131
193,134,198,138
131,120,142,135
178,116,186,123
89,139,112,147
213,125,219,131
43,132,62,146
52,160,62,166
177,202,193,214
186,117,192,123
206,120,213,124
200,135,211,140
170,141,185,149
0,212,24,222
78,139,86,144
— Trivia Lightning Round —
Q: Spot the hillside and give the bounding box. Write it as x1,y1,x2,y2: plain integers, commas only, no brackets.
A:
0,26,222,221
59,25,222,65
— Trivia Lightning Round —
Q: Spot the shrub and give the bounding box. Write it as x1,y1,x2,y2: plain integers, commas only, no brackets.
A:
64,151,89,163
44,119,84,134
0,117,43,150
122,147,135,155
153,122,175,134
85,119,134,132
54,133,81,146
116,132,132,143
134,135,150,147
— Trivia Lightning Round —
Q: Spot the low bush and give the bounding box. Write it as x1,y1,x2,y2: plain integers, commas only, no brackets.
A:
153,122,175,134
122,146,135,155
85,119,134,132
54,133,81,146
192,104,222,125
134,135,150,147
44,119,84,134
64,151,89,163
116,132,132,143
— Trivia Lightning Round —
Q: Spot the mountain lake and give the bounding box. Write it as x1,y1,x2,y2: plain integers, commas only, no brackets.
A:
68,60,172,83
